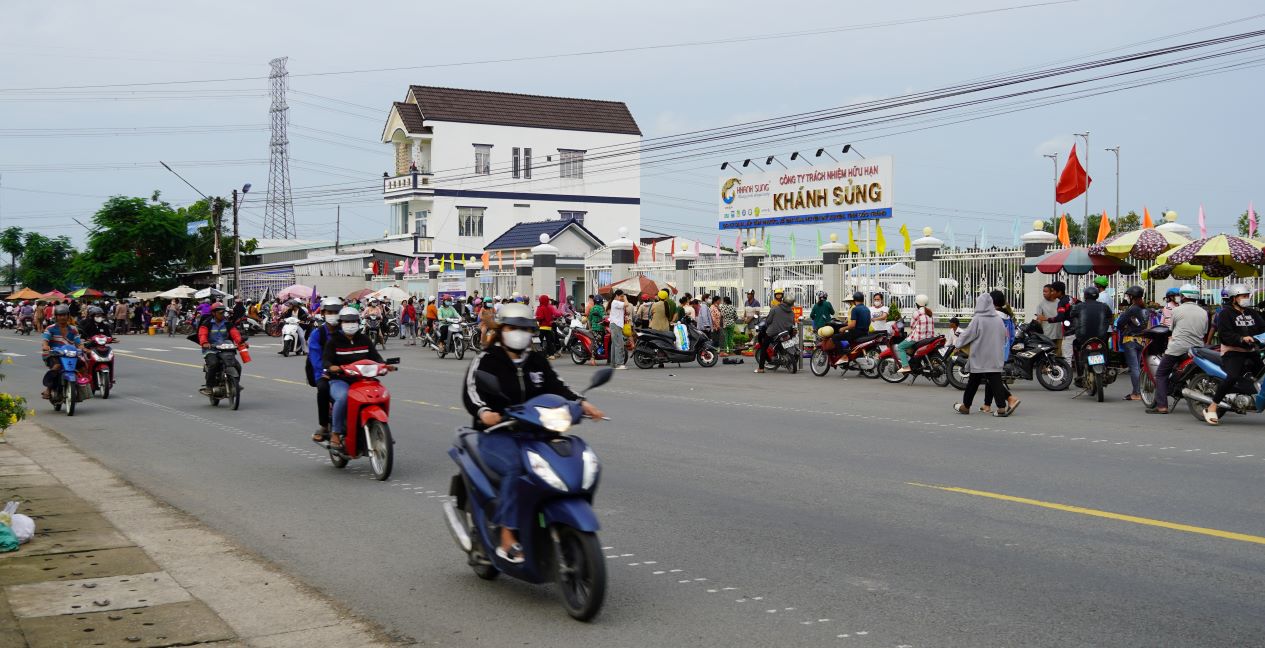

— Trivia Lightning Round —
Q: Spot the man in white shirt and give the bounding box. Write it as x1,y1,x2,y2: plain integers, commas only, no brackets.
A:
608,290,628,369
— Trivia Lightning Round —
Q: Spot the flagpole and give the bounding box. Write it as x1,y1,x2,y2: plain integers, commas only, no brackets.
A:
1043,153,1058,222
1075,132,1090,245
1106,146,1120,228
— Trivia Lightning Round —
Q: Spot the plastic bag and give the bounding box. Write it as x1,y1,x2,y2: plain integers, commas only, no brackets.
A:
0,524,17,553
673,322,689,351
9,514,33,544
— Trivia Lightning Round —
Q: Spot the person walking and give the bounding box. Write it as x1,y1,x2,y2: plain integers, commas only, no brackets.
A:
708,296,723,350
608,290,629,369
1150,284,1207,415
952,294,1019,417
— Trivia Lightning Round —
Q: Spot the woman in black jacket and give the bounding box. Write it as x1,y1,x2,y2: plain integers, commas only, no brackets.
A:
462,303,604,564
1205,284,1265,425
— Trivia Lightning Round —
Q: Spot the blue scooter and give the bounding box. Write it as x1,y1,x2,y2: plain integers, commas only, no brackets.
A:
443,367,612,621
48,344,84,416
1181,332,1265,420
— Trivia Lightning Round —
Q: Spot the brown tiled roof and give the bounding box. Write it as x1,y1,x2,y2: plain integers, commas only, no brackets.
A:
407,85,640,136
392,102,428,134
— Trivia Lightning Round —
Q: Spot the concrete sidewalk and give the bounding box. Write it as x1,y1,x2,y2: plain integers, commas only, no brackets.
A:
0,421,408,648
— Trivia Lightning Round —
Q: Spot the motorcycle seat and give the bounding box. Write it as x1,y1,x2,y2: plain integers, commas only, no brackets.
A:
1192,346,1223,364
455,431,503,487
911,335,943,350
635,328,673,340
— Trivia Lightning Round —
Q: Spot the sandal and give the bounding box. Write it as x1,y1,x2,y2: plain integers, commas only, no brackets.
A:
952,403,970,415
979,406,991,414
312,429,330,443
1146,408,1168,414
495,543,525,564
1123,394,1142,401
993,407,1010,418
1006,400,1021,416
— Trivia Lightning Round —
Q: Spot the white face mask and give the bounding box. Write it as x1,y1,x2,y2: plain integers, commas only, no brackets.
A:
341,323,360,336
94,317,103,323
502,329,532,351
1237,297,1252,308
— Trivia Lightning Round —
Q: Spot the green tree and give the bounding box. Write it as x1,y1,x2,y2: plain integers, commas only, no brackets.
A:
1116,211,1141,233
1236,210,1255,237
1043,214,1088,245
179,197,258,274
0,227,24,292
18,232,76,292
73,194,190,294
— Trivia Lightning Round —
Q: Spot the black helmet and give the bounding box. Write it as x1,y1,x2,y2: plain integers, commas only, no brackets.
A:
1125,285,1144,300
1083,286,1100,300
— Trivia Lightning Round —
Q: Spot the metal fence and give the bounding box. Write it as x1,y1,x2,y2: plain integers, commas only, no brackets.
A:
766,259,823,306
694,259,745,303
479,270,518,299
935,249,1026,320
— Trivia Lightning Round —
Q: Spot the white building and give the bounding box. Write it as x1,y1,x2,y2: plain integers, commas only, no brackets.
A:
381,85,642,254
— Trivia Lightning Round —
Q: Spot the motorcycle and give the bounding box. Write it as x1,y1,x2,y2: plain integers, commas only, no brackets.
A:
444,367,613,621
808,323,886,378
204,342,246,410
878,335,950,386
947,321,1073,391
280,316,305,357
385,318,401,340
319,357,400,480
16,316,33,335
238,316,265,337
1074,336,1120,402
630,321,718,369
751,321,800,373
83,334,117,399
1179,333,1265,421
47,345,87,416
1138,326,1196,411
436,317,468,359
570,319,612,365
365,314,387,350
1,313,15,329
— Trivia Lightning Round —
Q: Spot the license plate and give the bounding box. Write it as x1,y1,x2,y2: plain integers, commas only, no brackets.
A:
1087,353,1105,366
1016,351,1036,358
781,339,797,349
532,336,541,343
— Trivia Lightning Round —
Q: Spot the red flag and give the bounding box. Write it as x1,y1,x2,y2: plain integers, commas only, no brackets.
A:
1056,144,1092,204
632,244,641,264
650,240,657,261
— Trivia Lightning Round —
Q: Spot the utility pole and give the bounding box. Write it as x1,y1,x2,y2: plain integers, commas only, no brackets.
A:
232,189,241,297
1043,153,1058,223
1105,146,1120,225
210,197,226,292
1075,132,1090,245
335,205,340,254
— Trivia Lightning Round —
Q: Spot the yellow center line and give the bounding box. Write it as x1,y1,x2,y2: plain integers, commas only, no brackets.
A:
908,482,1265,547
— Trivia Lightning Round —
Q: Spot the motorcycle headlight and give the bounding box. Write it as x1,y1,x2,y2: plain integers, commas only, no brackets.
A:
536,405,573,433
526,450,568,492
581,448,600,490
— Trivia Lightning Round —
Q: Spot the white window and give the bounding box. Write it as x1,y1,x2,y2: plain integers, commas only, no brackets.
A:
458,207,485,238
391,203,409,235
559,149,585,179
473,144,492,175
559,210,586,224
524,147,532,179
512,147,521,179
412,210,428,237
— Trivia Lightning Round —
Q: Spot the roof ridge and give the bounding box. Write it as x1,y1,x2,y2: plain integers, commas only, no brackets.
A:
408,84,628,107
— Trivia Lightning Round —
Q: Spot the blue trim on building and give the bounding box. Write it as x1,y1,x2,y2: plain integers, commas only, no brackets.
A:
719,208,892,230
433,188,639,205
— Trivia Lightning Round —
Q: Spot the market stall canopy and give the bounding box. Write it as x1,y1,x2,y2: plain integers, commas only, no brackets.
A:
129,291,164,300
1021,247,1136,276
1087,228,1189,260
193,287,226,299
369,286,410,302
345,288,375,301
69,288,104,299
277,284,316,300
1165,234,1265,266
156,285,197,299
597,275,678,299
7,287,43,300
41,290,66,300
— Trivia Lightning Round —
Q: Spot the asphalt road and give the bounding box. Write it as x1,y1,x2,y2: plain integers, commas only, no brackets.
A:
2,329,1264,647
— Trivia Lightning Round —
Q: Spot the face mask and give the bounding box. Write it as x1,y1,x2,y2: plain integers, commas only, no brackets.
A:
94,317,103,323
341,323,360,336
502,329,532,351
444,302,452,308
1237,297,1251,308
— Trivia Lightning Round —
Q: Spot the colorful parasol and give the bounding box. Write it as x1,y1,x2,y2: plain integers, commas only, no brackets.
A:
345,288,375,301
7,287,43,300
597,274,678,298
69,287,105,299
1165,234,1265,266
1087,228,1188,260
276,284,316,300
42,290,66,300
1021,247,1136,276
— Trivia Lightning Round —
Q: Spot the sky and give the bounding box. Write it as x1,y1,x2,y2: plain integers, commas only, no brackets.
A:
1,0,1262,255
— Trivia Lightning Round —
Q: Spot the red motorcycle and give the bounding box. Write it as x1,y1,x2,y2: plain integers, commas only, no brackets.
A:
569,318,611,365
319,357,400,480
809,321,887,378
82,334,118,399
877,335,950,386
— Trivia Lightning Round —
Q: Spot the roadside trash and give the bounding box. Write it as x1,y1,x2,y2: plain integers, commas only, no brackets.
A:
723,357,744,365
10,514,34,544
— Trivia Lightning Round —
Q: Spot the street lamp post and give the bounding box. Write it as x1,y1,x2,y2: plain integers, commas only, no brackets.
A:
1074,132,1090,245
1043,153,1058,222
1105,146,1120,224
232,183,251,297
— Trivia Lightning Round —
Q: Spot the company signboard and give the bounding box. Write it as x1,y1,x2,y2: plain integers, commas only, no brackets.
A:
718,156,893,230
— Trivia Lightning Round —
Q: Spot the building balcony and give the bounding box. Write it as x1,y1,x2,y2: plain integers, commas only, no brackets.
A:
383,171,435,201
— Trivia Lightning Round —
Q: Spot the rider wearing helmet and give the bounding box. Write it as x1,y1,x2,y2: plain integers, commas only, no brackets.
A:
755,292,795,374
1117,285,1149,402
1072,286,1113,382
1151,284,1208,414
308,297,345,442
1161,287,1181,327
896,294,935,374
197,303,243,396
79,305,112,339
462,303,605,564
322,307,392,449
810,291,835,332
831,292,873,362
40,304,83,400
1204,284,1265,425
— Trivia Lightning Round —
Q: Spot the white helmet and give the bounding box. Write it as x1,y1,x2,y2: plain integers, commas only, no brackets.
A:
319,296,343,312
915,294,929,307
1179,283,1201,300
1226,283,1252,299
337,307,360,323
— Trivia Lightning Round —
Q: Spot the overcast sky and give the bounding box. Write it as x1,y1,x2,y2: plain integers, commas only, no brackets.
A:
1,0,1262,253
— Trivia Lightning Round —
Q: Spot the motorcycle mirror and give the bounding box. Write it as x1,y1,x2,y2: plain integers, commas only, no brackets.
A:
385,357,401,365
473,370,505,399
585,367,614,393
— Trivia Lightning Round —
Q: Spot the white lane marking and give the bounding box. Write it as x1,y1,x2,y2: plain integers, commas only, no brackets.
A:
139,347,169,352
1,352,24,357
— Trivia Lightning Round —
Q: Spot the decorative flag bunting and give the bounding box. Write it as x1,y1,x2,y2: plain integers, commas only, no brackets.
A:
944,223,956,249
847,225,859,253
977,224,987,250
715,236,722,259
899,223,911,253
1056,143,1092,204
1250,202,1258,238
481,251,490,270
1142,207,1153,229
736,233,743,254
875,223,887,254
1198,205,1207,238
1057,214,1071,247
632,243,641,264
496,250,503,270
650,240,657,261
789,232,798,257
1096,209,1112,243
1011,218,1021,246
763,233,772,255
816,229,823,252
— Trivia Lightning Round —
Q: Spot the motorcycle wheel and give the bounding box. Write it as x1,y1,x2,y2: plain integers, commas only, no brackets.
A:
786,350,799,373
1186,374,1218,422
947,356,970,390
570,341,589,365
1139,373,1157,410
52,384,63,412
554,526,606,622
462,506,498,580
1036,357,1073,391
926,355,950,387
367,420,394,481
860,348,882,378
64,377,76,417
878,357,907,383
436,343,448,359
328,443,348,469
228,377,241,411
632,349,654,370
456,339,466,361
809,349,831,377
99,371,111,399
697,348,718,367
281,339,291,357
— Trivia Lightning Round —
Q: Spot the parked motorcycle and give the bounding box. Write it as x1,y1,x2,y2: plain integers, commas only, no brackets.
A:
204,342,246,409
238,316,265,337
630,322,718,369
877,335,950,386
1179,333,1265,421
47,345,87,416
436,317,468,359
809,323,886,378
83,334,117,399
570,319,613,365
947,322,1073,391
319,357,400,480
1075,336,1119,402
444,367,613,621
751,320,800,373
280,316,305,357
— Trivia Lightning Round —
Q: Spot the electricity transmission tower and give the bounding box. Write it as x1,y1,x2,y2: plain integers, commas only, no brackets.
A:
263,56,296,239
